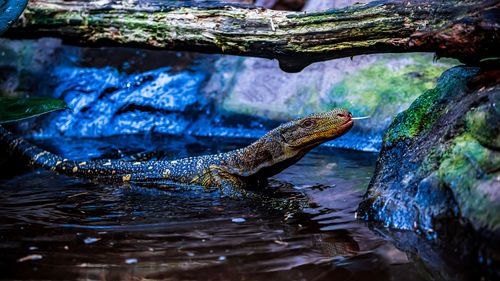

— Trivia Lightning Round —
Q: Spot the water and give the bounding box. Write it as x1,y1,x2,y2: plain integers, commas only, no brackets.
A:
0,134,433,280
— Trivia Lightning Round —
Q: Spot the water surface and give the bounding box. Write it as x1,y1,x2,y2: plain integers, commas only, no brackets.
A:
1,135,429,280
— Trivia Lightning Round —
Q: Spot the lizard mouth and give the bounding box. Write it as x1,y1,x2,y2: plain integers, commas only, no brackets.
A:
338,119,354,135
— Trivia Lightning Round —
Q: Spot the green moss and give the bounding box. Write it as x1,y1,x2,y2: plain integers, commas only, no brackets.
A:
466,103,500,149
380,65,500,232
419,146,443,175
383,87,442,143
383,67,480,144
438,133,500,231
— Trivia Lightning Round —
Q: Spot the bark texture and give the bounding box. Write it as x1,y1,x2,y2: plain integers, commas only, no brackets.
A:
5,0,500,72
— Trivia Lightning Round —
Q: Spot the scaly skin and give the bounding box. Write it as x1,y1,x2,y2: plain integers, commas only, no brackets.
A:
0,108,353,197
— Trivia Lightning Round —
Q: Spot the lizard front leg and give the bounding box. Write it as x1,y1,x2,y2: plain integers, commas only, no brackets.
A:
209,165,252,199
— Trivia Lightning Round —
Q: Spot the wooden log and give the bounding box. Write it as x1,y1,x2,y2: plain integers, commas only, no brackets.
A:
5,0,500,72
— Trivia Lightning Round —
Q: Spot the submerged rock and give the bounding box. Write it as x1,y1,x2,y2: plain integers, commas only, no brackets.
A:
358,65,500,240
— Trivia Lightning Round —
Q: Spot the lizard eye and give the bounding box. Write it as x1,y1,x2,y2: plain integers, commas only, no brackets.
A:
303,119,313,128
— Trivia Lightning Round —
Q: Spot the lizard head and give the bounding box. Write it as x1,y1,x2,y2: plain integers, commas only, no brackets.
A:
279,108,353,151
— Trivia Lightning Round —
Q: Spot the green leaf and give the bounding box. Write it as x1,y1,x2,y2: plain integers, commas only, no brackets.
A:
480,57,500,62
0,97,71,123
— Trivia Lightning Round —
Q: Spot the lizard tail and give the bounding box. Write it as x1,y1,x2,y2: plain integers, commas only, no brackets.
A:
0,126,172,182
0,125,66,170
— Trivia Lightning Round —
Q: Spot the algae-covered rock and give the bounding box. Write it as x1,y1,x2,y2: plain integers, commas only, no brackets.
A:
358,65,500,239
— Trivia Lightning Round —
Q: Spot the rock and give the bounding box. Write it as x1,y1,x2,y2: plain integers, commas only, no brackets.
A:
0,39,275,139
358,65,500,238
0,38,457,152
202,53,457,151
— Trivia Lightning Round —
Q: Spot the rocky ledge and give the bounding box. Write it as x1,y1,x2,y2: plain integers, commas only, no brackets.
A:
357,64,500,258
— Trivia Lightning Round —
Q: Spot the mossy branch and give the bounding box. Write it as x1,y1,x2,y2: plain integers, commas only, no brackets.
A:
5,0,500,72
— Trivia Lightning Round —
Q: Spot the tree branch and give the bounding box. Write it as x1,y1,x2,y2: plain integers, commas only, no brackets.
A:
5,0,500,72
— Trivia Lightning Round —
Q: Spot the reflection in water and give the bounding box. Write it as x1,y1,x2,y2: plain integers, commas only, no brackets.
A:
0,135,442,280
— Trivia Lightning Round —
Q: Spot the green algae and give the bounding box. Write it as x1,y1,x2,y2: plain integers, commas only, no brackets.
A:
419,146,444,175
382,87,442,144
393,71,500,231
466,104,500,149
383,66,479,144
438,133,500,231
359,64,500,236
